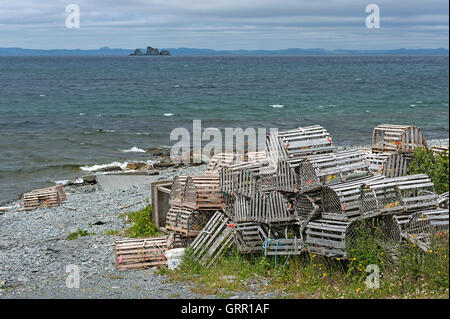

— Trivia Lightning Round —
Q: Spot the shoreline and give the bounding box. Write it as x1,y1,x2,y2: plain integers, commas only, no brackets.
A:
1,138,448,207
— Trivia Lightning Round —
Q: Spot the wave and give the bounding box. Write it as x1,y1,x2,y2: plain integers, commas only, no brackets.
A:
80,161,129,172
270,104,284,108
121,146,146,153
164,113,174,116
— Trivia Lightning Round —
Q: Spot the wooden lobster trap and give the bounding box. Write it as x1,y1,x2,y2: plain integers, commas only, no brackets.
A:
190,211,234,267
206,152,238,174
402,209,449,252
250,191,294,224
320,176,386,221
360,174,438,215
169,175,188,206
23,185,67,210
183,175,225,211
366,152,412,177
305,218,351,258
371,124,427,154
431,145,449,155
246,151,267,162
114,237,167,270
233,222,269,254
166,205,213,237
298,150,371,193
266,125,335,161
438,192,449,209
233,195,252,222
220,162,261,197
262,237,306,256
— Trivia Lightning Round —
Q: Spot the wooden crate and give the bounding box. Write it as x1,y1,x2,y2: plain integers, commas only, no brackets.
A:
402,209,449,252
371,124,427,154
234,222,269,254
190,211,234,267
266,125,335,161
431,145,449,155
246,151,267,162
169,175,188,206
184,175,225,211
320,176,386,221
23,185,66,210
115,237,168,270
366,152,412,177
298,150,371,192
166,205,213,237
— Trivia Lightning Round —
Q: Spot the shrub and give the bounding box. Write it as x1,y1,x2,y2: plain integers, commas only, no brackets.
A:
120,205,161,238
408,147,449,194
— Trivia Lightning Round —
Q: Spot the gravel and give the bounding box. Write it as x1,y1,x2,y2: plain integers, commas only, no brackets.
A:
0,164,277,299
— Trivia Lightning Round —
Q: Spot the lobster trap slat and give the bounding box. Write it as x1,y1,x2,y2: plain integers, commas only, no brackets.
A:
305,218,350,258
402,208,449,252
438,192,449,209
366,152,412,177
115,237,168,270
206,152,239,174
166,205,213,237
220,161,261,197
320,176,386,221
233,222,269,254
250,191,294,224
371,124,427,154
298,150,371,192
266,125,335,161
169,175,188,206
183,175,225,211
23,185,67,210
360,174,438,216
190,211,234,267
262,238,306,256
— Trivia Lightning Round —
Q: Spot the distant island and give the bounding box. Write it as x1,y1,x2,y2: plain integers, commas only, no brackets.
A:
130,46,170,56
0,46,448,56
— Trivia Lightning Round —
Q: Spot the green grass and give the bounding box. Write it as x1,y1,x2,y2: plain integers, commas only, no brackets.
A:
105,229,122,236
161,230,449,299
67,228,95,240
119,204,162,238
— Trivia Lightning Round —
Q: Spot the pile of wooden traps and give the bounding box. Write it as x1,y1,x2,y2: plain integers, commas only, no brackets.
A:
180,124,448,265
115,123,448,270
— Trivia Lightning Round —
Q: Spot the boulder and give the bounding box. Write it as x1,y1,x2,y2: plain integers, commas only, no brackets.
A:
130,49,143,56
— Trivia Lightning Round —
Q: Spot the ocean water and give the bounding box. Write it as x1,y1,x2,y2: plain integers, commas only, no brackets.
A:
0,55,448,203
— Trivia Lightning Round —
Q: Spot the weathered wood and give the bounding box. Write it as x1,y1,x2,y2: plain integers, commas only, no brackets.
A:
151,180,172,228
169,175,188,206
438,192,449,209
234,222,269,253
206,152,238,174
184,175,225,211
166,205,213,237
23,185,66,210
189,211,234,267
366,152,412,177
115,237,168,270
371,124,427,153
402,208,449,252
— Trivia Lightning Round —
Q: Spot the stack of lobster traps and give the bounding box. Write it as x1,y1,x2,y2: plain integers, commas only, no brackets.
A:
160,123,448,267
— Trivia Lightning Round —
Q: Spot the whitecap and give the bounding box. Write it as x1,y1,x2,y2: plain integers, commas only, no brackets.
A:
164,113,174,116
80,161,129,172
79,113,85,116
410,104,416,107
121,146,146,153
271,104,284,108
173,85,180,88
40,94,46,97
55,180,71,185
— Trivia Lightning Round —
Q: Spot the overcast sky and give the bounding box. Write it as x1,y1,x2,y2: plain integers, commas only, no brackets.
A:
0,0,448,50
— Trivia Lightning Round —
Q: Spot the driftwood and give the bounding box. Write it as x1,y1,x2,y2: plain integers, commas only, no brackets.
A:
371,124,426,153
